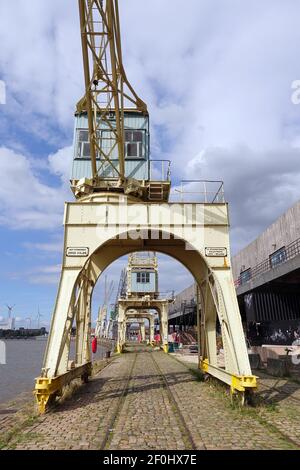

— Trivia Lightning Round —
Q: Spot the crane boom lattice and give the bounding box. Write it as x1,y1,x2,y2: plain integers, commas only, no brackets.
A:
76,0,147,192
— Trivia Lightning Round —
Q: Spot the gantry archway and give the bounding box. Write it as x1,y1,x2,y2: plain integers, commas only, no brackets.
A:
124,311,155,343
35,195,256,413
117,297,172,353
122,309,161,348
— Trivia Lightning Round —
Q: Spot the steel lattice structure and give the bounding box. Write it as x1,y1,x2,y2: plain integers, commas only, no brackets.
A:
77,0,147,186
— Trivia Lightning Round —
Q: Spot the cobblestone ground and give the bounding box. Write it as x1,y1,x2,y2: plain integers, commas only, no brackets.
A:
1,347,299,450
2,355,136,450
108,350,197,450
255,372,300,447
0,392,33,437
155,354,299,450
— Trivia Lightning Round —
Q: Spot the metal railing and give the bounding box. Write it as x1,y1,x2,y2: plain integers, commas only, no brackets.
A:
148,160,171,181
235,237,300,288
156,291,175,301
169,298,196,316
170,180,225,203
129,253,157,267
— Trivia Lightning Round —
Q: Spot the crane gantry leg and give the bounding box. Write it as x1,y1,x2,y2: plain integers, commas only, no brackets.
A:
34,194,257,413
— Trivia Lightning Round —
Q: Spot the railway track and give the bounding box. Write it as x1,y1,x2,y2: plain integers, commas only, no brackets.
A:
150,351,200,451
167,353,300,444
99,345,202,450
3,345,298,450
99,347,300,451
99,352,138,450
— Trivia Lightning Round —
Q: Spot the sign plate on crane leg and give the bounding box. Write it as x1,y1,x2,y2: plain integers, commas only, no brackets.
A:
66,247,89,257
205,247,227,257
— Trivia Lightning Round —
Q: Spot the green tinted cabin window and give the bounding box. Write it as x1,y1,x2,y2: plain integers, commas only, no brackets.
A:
137,272,150,283
77,130,90,158
127,143,138,157
125,130,145,159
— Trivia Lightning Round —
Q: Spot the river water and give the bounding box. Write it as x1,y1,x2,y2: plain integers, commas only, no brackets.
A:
0,339,109,405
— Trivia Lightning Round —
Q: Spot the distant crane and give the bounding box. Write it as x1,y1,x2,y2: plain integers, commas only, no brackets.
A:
104,268,127,340
95,276,115,338
113,268,127,319
104,302,116,339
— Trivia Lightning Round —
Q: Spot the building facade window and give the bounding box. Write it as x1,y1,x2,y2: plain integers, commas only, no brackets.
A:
240,268,251,285
137,272,150,283
269,246,287,268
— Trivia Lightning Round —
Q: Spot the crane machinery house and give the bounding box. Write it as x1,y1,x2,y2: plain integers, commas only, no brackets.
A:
127,253,158,297
72,111,150,181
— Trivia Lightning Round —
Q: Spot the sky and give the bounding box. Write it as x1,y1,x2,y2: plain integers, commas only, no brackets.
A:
0,0,300,327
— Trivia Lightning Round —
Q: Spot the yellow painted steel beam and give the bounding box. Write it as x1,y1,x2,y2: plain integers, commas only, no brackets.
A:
231,374,257,393
107,0,125,179
200,359,257,393
34,362,92,414
78,0,98,178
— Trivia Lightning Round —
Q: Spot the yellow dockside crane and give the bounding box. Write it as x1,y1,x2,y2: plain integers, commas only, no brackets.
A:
34,0,257,414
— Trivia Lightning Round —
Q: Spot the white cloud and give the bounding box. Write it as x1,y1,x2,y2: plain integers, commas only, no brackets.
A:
36,265,61,274
9,263,61,285
0,0,300,252
48,145,73,183
186,145,300,253
120,0,300,151
23,240,62,253
120,0,300,250
0,146,71,230
0,0,81,137
0,80,6,105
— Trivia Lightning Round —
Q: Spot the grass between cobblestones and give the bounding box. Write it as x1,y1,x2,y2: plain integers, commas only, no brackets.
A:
0,405,39,450
170,355,299,450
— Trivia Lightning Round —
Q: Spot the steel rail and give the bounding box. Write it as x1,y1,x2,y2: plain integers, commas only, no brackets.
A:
150,351,204,451
100,346,204,450
99,352,138,450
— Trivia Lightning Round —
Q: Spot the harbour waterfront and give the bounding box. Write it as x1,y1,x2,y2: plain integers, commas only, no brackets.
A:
0,339,109,405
